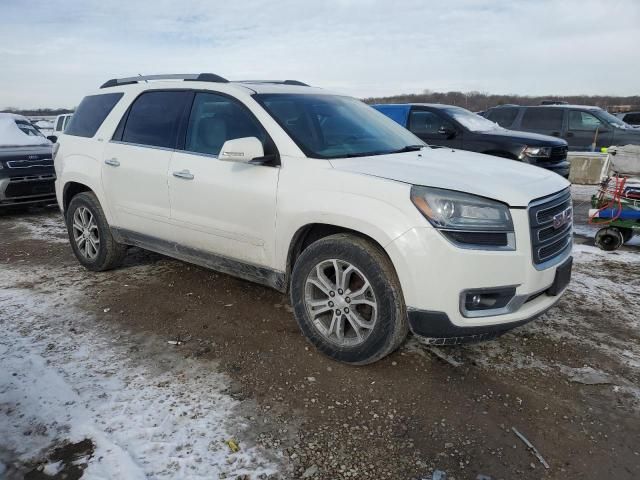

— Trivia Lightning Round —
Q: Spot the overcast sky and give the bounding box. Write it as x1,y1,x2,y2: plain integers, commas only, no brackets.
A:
1,0,638,108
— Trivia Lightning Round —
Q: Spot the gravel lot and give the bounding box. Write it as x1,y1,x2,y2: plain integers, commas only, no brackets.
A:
1,185,639,479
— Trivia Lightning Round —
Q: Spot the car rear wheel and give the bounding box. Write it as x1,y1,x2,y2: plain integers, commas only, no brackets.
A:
65,192,127,271
290,233,408,364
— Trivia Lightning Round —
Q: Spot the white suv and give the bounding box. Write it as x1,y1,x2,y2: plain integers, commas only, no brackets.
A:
54,73,572,364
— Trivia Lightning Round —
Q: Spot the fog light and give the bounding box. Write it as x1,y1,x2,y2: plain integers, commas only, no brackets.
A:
462,287,516,312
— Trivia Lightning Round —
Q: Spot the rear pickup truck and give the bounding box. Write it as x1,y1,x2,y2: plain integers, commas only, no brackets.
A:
0,113,56,208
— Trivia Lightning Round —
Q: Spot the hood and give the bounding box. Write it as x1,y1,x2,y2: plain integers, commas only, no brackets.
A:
329,148,570,207
613,128,640,143
479,128,567,146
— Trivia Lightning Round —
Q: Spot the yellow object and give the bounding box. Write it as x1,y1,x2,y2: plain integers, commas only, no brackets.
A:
226,439,240,452
601,147,608,153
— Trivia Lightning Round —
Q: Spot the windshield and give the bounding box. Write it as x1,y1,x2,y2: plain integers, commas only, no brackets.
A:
447,107,501,132
595,109,632,129
254,94,424,158
15,120,45,137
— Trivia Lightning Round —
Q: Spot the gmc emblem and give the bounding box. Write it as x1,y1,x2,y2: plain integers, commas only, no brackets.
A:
27,155,39,160
553,207,572,229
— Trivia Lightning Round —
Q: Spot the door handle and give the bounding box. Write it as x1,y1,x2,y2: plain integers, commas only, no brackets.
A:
172,169,194,180
566,132,574,138
104,158,120,167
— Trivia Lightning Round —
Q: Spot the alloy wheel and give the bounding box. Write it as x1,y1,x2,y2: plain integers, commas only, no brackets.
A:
72,206,100,260
304,259,378,347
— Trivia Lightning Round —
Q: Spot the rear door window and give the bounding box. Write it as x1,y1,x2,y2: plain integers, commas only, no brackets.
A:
121,91,191,149
486,108,518,127
568,111,603,131
521,108,563,131
66,93,124,138
184,92,266,156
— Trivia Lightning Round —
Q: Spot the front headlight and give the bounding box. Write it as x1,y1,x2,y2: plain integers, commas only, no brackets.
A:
410,186,515,249
520,146,552,159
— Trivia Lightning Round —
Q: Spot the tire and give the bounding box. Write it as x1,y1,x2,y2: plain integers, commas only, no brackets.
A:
290,233,408,365
595,227,624,251
65,192,127,271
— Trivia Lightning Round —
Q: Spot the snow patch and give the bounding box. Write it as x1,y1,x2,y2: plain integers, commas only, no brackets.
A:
0,263,280,479
0,113,50,146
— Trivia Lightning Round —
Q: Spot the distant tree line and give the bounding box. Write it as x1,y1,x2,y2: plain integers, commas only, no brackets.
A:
1,107,74,117
363,90,640,113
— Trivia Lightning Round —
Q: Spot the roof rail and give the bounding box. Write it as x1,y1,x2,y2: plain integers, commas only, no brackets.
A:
237,80,310,87
100,73,229,89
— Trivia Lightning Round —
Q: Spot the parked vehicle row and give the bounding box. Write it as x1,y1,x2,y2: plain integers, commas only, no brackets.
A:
373,103,570,177
52,73,572,364
0,113,56,208
483,104,640,151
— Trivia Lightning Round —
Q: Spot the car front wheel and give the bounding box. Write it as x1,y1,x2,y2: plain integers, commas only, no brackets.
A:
290,233,408,364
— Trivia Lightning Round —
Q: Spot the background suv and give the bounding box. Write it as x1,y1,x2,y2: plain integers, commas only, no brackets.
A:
0,113,56,208
374,104,570,177
54,73,572,364
484,104,640,151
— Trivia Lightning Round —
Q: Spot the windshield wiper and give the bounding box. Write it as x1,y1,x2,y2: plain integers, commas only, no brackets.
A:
391,145,425,153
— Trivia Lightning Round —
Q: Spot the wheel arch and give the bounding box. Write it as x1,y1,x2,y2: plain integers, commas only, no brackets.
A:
62,181,93,213
285,223,397,290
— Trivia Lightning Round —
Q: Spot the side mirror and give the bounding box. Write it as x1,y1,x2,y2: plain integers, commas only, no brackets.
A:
219,137,264,164
438,126,456,138
47,135,58,143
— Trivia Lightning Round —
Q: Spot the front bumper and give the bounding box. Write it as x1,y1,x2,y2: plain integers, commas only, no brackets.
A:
0,174,57,207
385,208,571,339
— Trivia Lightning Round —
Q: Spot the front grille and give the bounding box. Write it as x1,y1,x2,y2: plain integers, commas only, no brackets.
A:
4,175,56,198
550,145,568,161
6,158,54,169
529,188,572,266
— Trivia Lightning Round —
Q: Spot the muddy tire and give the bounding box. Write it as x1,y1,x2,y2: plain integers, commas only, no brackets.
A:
65,192,127,271
290,233,408,365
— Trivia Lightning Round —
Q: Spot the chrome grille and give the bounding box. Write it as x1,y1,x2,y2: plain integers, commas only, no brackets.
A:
6,158,53,169
529,188,572,266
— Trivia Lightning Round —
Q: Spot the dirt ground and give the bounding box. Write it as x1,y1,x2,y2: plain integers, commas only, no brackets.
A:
1,185,639,480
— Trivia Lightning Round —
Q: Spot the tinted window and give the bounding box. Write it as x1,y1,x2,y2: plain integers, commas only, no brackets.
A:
409,111,454,135
256,94,423,159
185,93,266,156
55,117,64,131
121,91,190,149
568,110,602,131
66,93,123,138
521,108,563,130
486,107,518,127
623,113,640,125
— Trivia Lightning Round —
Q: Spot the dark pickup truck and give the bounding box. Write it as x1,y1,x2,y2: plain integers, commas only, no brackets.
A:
0,114,56,208
373,103,570,177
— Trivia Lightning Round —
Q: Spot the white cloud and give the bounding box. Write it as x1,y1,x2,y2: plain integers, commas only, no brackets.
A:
1,0,638,108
